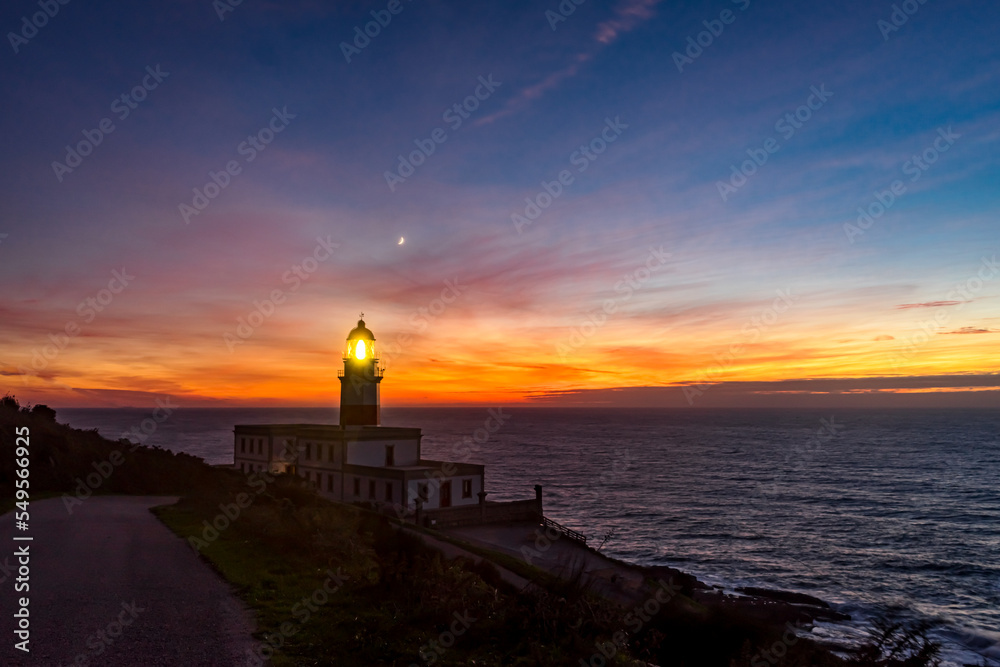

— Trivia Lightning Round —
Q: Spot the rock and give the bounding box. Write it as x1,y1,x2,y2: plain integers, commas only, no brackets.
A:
735,586,831,609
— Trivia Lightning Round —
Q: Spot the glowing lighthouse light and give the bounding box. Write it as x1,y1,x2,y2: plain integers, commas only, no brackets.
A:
340,316,382,426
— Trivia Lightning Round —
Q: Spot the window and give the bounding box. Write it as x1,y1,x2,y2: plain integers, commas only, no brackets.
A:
305,443,311,460
417,483,429,502
329,444,336,462
257,439,263,455
462,479,472,499
327,474,334,492
353,477,361,496
240,438,246,453
385,483,393,502
316,444,323,461
368,480,376,500
385,445,394,467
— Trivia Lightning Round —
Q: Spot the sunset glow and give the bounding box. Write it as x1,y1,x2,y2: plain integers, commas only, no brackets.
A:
1,1,998,409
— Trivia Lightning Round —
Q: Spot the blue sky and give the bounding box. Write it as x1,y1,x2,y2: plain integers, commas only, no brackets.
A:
1,0,998,407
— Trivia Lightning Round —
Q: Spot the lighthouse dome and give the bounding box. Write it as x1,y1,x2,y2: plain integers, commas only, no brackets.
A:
347,319,375,341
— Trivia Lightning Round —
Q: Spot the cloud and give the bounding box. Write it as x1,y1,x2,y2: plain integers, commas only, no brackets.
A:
939,327,997,334
895,301,965,309
594,0,661,44
874,335,895,341
477,0,661,125
529,374,1000,407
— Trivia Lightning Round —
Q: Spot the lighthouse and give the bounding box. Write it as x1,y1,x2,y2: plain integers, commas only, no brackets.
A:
338,316,383,426
234,315,536,520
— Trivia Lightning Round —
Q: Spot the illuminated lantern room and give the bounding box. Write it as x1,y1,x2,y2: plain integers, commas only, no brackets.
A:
338,316,383,426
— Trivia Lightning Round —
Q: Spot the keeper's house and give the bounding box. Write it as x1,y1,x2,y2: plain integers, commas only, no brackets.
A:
233,318,484,511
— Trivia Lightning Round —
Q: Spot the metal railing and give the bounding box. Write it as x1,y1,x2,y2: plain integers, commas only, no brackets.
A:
336,366,384,378
541,516,587,544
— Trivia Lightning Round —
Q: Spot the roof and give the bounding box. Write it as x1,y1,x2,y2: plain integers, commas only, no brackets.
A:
347,318,375,341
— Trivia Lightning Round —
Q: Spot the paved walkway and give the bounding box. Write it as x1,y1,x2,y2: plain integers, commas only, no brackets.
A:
446,522,653,606
0,496,259,666
401,526,533,591
447,523,857,629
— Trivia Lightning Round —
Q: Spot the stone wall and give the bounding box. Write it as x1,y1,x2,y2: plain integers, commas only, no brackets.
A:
423,498,541,528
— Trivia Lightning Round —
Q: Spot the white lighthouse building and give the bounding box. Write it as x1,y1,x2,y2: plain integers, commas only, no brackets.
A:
233,317,485,511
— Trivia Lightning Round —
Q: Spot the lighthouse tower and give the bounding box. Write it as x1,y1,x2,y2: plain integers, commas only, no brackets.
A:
338,316,383,426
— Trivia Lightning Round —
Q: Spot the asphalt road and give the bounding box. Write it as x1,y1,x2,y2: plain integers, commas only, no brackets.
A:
0,496,260,666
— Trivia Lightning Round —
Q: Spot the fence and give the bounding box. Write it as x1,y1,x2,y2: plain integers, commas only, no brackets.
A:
541,516,587,545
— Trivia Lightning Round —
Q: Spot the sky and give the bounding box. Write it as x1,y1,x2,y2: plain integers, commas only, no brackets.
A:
1,0,998,409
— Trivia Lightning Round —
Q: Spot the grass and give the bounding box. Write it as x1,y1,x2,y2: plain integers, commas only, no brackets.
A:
153,502,364,666
152,493,620,666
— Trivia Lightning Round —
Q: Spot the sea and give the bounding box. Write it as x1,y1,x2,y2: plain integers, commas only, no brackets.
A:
58,406,1000,666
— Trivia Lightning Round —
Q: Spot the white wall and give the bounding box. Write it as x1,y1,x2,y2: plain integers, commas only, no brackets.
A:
346,438,419,467
298,440,342,468
343,473,402,505
406,474,481,509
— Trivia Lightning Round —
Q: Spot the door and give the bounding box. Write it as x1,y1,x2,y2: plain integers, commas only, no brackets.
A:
440,480,452,508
